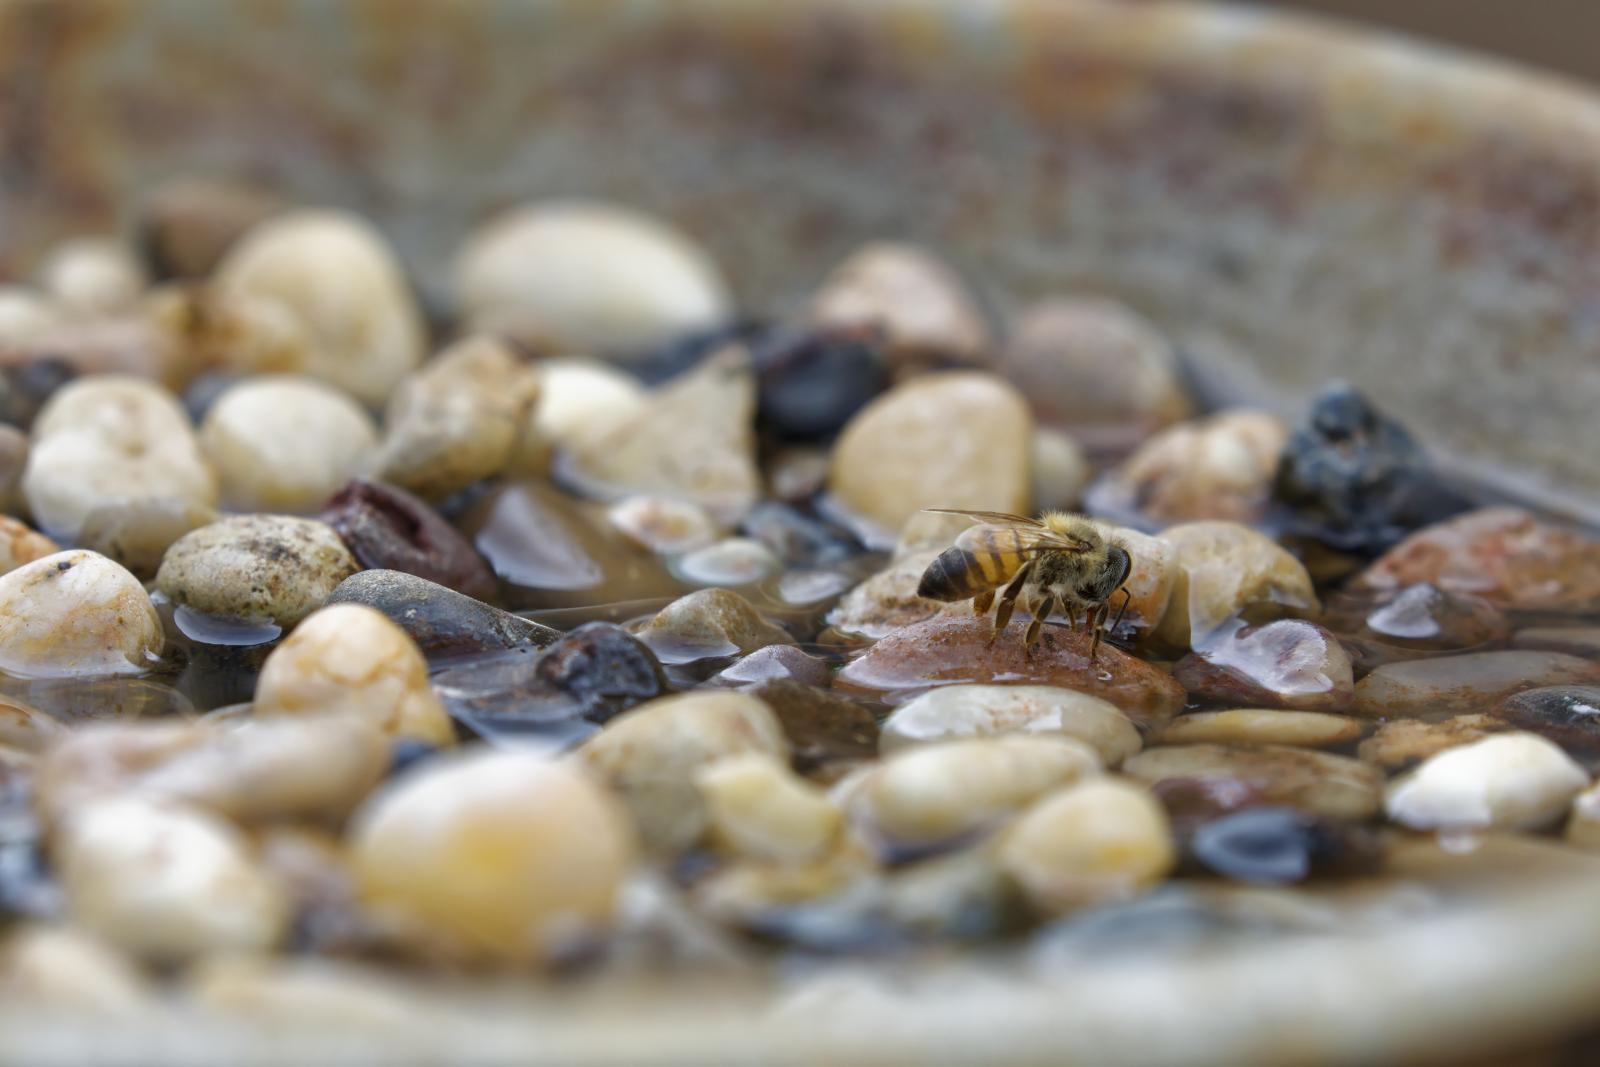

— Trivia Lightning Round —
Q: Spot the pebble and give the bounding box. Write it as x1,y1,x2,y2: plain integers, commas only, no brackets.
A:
37,238,147,316
373,335,540,500
514,358,647,471
1,676,192,724
1567,782,1600,849
1122,744,1383,820
638,588,794,663
453,200,732,359
185,957,416,1028
689,843,880,951
607,496,719,555
253,603,455,747
1188,807,1379,885
214,209,425,405
0,288,63,350
1512,627,1600,658
999,778,1175,914
0,357,74,432
711,645,833,690
1000,298,1190,444
1102,410,1287,524
3,312,186,384
35,715,389,827
825,550,945,640
1323,583,1510,651
56,796,288,962
1173,620,1354,711
695,753,842,863
741,502,860,567
0,925,151,1014
322,480,496,600
0,516,58,577
851,736,1100,850
200,375,378,512
747,679,881,770
807,242,990,371
1272,383,1467,552
21,376,217,540
751,324,889,442
579,691,788,853
154,284,310,380
0,696,65,753
325,569,560,659
836,613,1187,729
462,481,680,610
1356,715,1507,771
1352,650,1600,718
76,498,218,581
767,447,832,504
1154,710,1366,749
1489,686,1600,761
827,373,1031,534
879,685,1142,767
671,538,782,587
1353,507,1600,611
1385,732,1589,831
156,514,358,628
137,176,282,280
562,347,761,523
0,551,162,678
1032,428,1092,511
351,748,636,963
1153,521,1319,649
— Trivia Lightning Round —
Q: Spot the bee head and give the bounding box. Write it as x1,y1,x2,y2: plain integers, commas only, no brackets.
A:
1091,543,1133,602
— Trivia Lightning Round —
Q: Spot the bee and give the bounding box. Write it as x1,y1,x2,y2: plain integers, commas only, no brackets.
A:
916,509,1133,660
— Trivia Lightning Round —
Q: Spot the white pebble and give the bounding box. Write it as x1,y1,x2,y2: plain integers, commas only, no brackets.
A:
0,925,151,1014
0,550,162,678
880,685,1142,766
37,238,147,316
607,495,719,555
1385,732,1590,831
695,752,841,863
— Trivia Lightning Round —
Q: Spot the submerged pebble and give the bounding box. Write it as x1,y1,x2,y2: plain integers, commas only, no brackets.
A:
751,324,888,442
709,645,833,690
0,551,162,678
879,685,1142,767
322,480,495,601
324,569,559,659
157,514,358,628
825,550,945,641
1173,620,1354,711
607,496,719,556
638,588,794,663
671,538,782,587
1385,732,1589,831
1489,686,1600,762
1123,744,1383,820
1351,650,1600,718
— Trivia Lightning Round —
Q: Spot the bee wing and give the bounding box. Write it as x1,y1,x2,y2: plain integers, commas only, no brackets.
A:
922,508,1049,529
1013,532,1094,554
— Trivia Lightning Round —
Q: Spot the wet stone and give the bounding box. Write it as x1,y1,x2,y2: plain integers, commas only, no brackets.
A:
0,677,192,725
1188,807,1380,886
751,324,889,442
1512,627,1600,658
708,645,833,690
824,551,944,641
1490,686,1600,763
0,517,58,578
1351,650,1600,718
748,679,880,771
671,538,782,587
156,515,357,629
1356,715,1507,772
1173,620,1354,712
1153,521,1319,650
879,685,1142,767
1322,584,1510,652
324,572,556,665
836,613,1186,730
0,551,164,679
322,480,495,601
1385,732,1589,831
1353,507,1600,611
77,498,218,582
606,496,718,556
1151,776,1272,828
638,588,795,664
1155,710,1367,750
1122,744,1383,820
741,502,861,567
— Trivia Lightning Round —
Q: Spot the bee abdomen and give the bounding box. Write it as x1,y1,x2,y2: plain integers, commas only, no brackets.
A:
918,546,1005,601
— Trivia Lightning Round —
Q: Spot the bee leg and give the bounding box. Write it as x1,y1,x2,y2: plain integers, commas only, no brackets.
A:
988,562,1033,646
972,590,995,616
1024,594,1056,655
1064,604,1079,632
1089,603,1107,663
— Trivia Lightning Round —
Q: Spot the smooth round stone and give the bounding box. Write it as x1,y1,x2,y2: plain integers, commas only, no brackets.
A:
579,691,788,853
1353,507,1600,611
836,613,1187,730
214,209,425,405
671,538,781,587
1122,744,1383,820
1356,715,1507,772
827,373,1031,535
76,498,218,581
752,324,888,443
38,238,146,316
606,496,719,555
1000,297,1190,443
747,679,880,770
560,348,760,523
1156,710,1366,750
57,796,288,962
695,752,842,864
0,516,58,577
1102,410,1287,525
372,336,540,500
200,375,378,512
184,957,416,1028
1321,584,1510,657
1189,807,1378,886
22,376,217,540
825,550,944,641
1173,620,1354,712
1567,782,1600,849
1385,732,1590,831
637,588,794,663
1000,778,1175,915
516,358,647,469
1512,628,1600,658
461,481,681,611
880,685,1142,767
351,749,636,964
0,551,162,678
253,604,454,747
807,241,990,370
1489,686,1600,761
454,201,731,359
157,515,358,628
709,645,832,690
1152,522,1319,650
0,924,151,1014
325,569,560,659
1351,650,1600,718
852,735,1100,850
321,480,496,601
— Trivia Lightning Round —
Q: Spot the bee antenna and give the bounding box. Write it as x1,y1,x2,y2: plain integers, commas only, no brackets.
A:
1111,587,1131,633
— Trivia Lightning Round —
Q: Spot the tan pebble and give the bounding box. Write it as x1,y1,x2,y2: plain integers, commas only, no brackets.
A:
880,684,1142,766
186,956,415,1027
1154,520,1319,649
0,516,59,576
253,604,453,747
1122,743,1382,820
1567,782,1600,849
607,495,719,554
137,176,283,281
77,498,218,581
38,238,147,316
511,358,647,473
639,587,794,663
1106,410,1286,524
1031,428,1091,510
1090,522,1176,641
0,550,162,678
1356,714,1507,771
825,550,944,640
1000,777,1175,914
0,695,65,753
808,242,989,370
155,514,358,628
1385,732,1589,831
352,748,635,964
0,285,62,345
0,924,151,1014
1155,709,1366,749
696,753,842,864
1352,650,1600,717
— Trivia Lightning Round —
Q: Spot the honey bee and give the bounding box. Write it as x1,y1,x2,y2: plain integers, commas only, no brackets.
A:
916,509,1133,660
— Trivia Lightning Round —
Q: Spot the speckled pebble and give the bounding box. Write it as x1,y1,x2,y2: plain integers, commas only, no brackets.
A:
0,550,162,678
156,514,359,627
1356,715,1507,772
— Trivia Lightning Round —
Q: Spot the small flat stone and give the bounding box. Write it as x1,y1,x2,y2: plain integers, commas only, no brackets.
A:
1489,686,1600,762
1122,743,1383,820
325,569,559,659
1351,650,1600,718
707,645,832,690
1155,710,1366,750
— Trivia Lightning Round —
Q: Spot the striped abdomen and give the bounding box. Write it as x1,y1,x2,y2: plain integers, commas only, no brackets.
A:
915,525,1032,601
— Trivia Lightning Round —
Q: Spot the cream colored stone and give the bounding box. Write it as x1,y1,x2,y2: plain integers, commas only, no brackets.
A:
1386,732,1589,831
696,753,842,864
880,685,1142,766
0,551,161,678
1032,428,1092,510
808,242,989,365
1155,709,1366,749
0,516,59,576
0,925,151,1014
38,238,147,316
1107,410,1287,523
512,358,647,472
1154,521,1319,648
607,495,719,555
